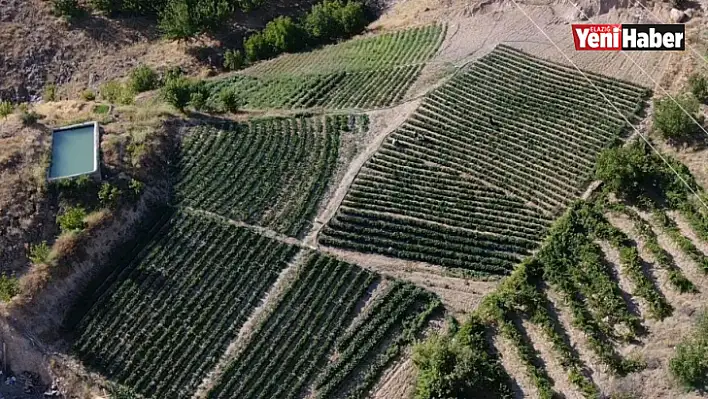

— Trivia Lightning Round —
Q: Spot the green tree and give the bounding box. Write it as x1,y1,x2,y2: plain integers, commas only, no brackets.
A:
159,0,199,40
244,32,272,62
595,142,652,201
57,205,87,233
219,87,241,113
161,76,193,112
263,16,305,53
223,49,245,71
688,73,708,104
129,65,159,93
653,95,700,141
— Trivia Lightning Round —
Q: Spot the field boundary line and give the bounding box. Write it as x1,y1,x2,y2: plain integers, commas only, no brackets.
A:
179,206,304,247
192,249,311,399
506,0,708,215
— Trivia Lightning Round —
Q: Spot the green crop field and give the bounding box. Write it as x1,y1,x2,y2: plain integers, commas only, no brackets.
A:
173,115,367,237
319,45,649,274
206,24,445,110
208,252,440,399
72,211,299,399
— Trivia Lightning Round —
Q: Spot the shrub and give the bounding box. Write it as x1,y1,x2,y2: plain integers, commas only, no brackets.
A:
161,76,193,112
20,110,40,126
29,241,51,265
305,0,366,42
52,0,84,18
57,205,87,233
244,32,272,62
159,0,200,40
129,178,144,197
670,312,708,390
93,104,110,114
89,0,119,13
0,274,19,302
653,94,700,141
98,182,122,208
129,65,159,93
163,66,184,83
223,49,245,71
100,81,134,104
43,83,58,102
0,101,13,119
219,87,241,113
688,73,708,104
81,89,96,101
262,16,305,54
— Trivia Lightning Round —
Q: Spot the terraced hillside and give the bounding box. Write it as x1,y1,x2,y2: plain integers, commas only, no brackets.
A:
72,211,299,399
173,115,368,237
206,24,446,110
319,45,649,275
208,253,440,399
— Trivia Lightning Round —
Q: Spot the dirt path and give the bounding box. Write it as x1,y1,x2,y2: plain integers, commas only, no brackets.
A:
303,99,422,247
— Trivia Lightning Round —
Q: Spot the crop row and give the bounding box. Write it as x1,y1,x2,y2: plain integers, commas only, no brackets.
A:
72,211,299,398
244,24,445,77
320,44,647,273
207,253,440,399
173,115,360,237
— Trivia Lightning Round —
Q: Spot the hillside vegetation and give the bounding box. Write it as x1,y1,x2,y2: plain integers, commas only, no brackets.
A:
320,45,649,275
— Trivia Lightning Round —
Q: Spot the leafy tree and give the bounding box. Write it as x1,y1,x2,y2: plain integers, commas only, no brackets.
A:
0,101,13,119
653,94,700,141
57,205,87,233
159,0,199,40
161,76,193,111
223,49,245,71
219,87,241,113
413,316,514,399
263,16,305,53
595,142,652,201
188,81,211,111
688,73,708,104
244,32,272,62
129,65,159,93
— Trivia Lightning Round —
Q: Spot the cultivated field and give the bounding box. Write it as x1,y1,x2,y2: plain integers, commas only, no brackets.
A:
206,24,446,110
320,45,649,275
173,115,367,237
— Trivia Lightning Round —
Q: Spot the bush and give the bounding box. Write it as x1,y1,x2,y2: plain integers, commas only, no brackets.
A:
57,205,87,233
0,274,19,302
0,101,13,119
20,110,40,126
29,241,51,265
670,312,708,390
653,94,700,141
159,0,200,40
129,65,159,93
100,81,134,104
43,83,58,102
263,16,306,54
223,49,245,71
244,32,272,62
163,66,184,83
98,183,122,208
688,74,708,104
129,178,144,198
52,0,85,18
304,0,366,42
219,87,241,113
161,76,193,111
81,89,96,101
